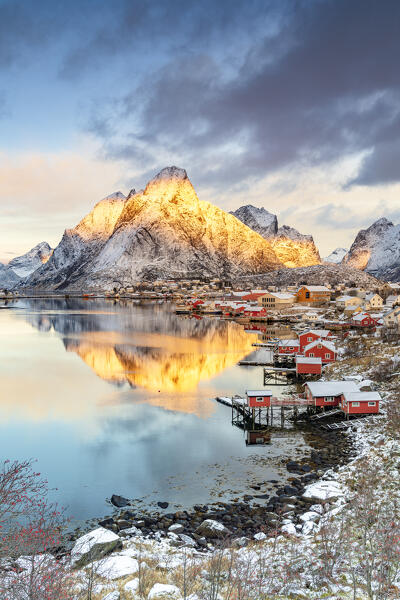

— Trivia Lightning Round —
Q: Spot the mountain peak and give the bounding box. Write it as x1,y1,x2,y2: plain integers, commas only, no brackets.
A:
101,191,126,202
152,166,188,182
231,205,278,237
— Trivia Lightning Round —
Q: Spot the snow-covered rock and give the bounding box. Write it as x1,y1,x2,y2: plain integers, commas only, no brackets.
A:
303,481,344,502
124,578,139,595
93,555,139,580
0,262,21,289
344,217,400,281
71,527,122,567
323,247,348,264
195,519,230,538
253,532,267,541
102,592,120,600
281,522,297,535
148,583,182,599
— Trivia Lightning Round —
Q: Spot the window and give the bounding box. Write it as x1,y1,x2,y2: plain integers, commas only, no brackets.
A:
307,337,312,341
305,292,310,298
325,353,331,359
368,402,376,406
256,437,265,444
352,402,360,407
289,347,293,351
309,353,314,357
324,396,334,403
318,344,322,349
256,397,264,403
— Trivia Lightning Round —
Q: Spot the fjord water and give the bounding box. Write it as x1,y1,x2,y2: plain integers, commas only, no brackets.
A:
0,299,310,523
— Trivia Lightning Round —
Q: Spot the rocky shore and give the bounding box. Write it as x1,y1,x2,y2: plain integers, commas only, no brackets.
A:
72,420,354,551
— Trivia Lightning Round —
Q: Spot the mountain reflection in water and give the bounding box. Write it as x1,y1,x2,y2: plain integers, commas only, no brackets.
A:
21,299,258,415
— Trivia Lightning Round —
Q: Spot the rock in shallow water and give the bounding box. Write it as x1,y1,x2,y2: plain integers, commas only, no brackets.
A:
111,494,130,508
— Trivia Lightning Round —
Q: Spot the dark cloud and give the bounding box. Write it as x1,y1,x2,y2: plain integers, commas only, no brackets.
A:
86,0,400,189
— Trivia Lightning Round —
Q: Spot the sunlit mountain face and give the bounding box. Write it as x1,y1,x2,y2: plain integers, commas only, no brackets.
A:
22,300,258,416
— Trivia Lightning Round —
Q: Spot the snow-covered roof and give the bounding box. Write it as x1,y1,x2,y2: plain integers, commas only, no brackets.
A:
303,339,336,352
279,339,300,347
270,292,295,300
306,381,359,396
246,390,273,396
343,391,381,403
300,329,331,337
298,285,330,292
352,312,372,321
295,356,322,364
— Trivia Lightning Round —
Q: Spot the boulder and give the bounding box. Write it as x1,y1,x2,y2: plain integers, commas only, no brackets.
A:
253,532,267,541
148,583,182,599
302,481,343,502
111,494,130,508
157,502,169,509
195,519,230,539
168,523,184,534
124,578,139,595
103,593,120,600
71,527,122,567
93,555,139,580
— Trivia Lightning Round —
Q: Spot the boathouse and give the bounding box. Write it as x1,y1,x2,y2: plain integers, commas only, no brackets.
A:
295,356,322,376
278,339,301,355
340,391,380,415
246,390,272,408
243,306,267,319
305,380,359,408
303,339,336,363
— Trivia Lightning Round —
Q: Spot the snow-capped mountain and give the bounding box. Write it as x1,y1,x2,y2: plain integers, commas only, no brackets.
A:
7,242,53,278
231,205,320,267
343,218,400,281
324,247,348,264
26,192,126,289
25,168,281,290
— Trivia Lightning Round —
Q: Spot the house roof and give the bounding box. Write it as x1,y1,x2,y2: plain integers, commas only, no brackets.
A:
343,391,381,403
295,356,322,364
300,329,331,338
303,339,336,352
298,285,330,292
306,381,359,397
279,339,300,347
246,390,273,396
352,312,373,322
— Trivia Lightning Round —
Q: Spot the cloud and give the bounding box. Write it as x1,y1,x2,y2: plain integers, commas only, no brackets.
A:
84,0,400,191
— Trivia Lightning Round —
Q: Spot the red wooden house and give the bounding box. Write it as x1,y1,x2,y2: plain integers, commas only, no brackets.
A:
243,306,267,319
295,356,322,376
246,390,273,408
278,339,301,355
351,312,378,328
304,381,359,408
340,391,380,415
299,329,332,352
303,339,336,363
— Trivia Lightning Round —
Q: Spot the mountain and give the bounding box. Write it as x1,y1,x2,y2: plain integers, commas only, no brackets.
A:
231,205,321,268
343,218,400,281
0,263,21,289
25,168,281,290
25,192,127,289
7,242,53,278
324,247,348,264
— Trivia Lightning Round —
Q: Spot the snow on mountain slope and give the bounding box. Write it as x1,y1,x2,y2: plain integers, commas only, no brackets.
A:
7,242,53,278
84,168,281,288
344,218,400,280
324,247,348,264
232,205,320,268
25,192,126,288
24,170,281,290
230,205,278,238
0,263,21,289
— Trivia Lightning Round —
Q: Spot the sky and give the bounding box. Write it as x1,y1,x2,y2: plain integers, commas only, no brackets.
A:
0,0,400,261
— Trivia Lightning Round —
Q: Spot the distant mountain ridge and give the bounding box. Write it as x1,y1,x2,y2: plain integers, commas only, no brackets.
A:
324,247,348,264
343,217,400,281
231,205,321,268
